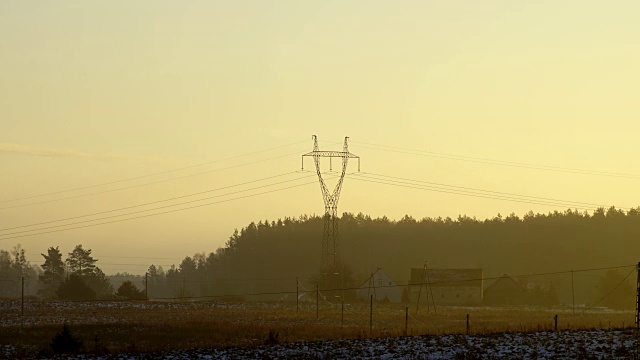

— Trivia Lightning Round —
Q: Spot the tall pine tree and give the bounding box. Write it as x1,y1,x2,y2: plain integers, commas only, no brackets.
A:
66,245,97,277
39,246,65,298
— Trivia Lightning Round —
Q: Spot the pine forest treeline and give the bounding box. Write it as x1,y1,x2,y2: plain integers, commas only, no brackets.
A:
164,207,640,306
1,207,639,308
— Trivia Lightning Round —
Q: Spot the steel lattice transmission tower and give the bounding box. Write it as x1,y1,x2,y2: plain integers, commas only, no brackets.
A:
302,135,360,285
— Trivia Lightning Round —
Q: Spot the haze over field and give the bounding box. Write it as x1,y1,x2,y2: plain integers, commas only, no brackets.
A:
2,1,640,273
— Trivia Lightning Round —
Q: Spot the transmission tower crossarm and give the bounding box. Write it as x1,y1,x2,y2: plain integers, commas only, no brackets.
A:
302,151,360,158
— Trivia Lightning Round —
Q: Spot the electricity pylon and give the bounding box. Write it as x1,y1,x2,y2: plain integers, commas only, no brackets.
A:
302,135,359,287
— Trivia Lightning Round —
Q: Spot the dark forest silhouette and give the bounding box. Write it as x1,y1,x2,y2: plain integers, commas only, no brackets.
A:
144,207,639,307
1,207,638,308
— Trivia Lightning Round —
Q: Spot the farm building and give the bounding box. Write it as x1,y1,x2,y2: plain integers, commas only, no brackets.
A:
483,274,527,305
356,268,403,302
408,268,483,305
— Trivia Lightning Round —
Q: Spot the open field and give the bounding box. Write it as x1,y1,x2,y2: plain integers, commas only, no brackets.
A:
27,329,640,359
0,299,636,357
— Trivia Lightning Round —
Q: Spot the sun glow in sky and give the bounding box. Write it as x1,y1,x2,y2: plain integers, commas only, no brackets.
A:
2,1,640,272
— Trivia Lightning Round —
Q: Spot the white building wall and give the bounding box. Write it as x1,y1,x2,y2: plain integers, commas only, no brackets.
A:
357,269,403,302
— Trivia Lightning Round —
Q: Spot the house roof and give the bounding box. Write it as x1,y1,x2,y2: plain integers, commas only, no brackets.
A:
358,268,399,289
484,274,526,293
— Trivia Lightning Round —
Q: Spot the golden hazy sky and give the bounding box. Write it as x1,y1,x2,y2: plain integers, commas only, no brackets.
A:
1,1,639,272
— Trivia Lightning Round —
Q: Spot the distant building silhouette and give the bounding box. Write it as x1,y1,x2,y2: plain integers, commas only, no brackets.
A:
357,268,402,302
483,274,526,305
408,268,483,305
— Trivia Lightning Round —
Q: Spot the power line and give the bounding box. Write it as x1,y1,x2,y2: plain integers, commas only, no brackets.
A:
314,264,638,293
0,150,304,210
177,277,295,283
0,139,308,204
351,175,592,210
361,172,606,208
0,174,317,237
350,173,618,211
584,266,636,311
0,176,333,241
97,256,180,260
34,262,175,267
349,140,640,180
0,171,298,232
132,264,640,301
2,264,634,301
90,263,175,267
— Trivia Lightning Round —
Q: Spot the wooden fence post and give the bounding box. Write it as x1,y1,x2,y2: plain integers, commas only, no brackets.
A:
405,307,408,336
370,295,373,333
466,314,470,335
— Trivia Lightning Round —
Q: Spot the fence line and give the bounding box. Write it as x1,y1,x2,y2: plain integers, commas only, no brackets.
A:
0,263,636,304
2,264,639,344
0,263,635,283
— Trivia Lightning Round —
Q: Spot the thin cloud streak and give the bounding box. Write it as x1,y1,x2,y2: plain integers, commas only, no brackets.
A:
0,143,111,159
0,143,173,164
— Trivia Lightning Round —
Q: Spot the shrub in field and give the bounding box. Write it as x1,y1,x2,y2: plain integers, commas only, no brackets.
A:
116,280,145,300
57,274,97,300
50,323,83,354
90,334,110,356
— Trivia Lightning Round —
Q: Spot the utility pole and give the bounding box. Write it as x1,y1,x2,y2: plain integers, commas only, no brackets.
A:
302,136,359,289
21,277,24,317
370,295,373,333
636,262,640,329
145,272,149,301
367,272,377,301
571,269,575,315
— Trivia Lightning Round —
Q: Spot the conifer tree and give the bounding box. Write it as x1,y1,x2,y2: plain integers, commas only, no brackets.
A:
39,246,65,298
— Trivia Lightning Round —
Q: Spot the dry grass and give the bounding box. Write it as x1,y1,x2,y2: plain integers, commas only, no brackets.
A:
0,299,635,356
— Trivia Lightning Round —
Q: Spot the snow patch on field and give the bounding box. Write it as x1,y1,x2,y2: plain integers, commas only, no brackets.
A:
4,329,638,359
201,330,638,359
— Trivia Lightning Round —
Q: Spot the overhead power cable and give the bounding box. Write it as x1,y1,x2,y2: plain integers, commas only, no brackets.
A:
138,264,640,301
361,172,604,207
0,150,304,210
43,263,176,267
2,264,633,299
355,172,618,209
348,140,640,180
350,173,622,211
0,173,317,237
0,171,297,232
352,175,600,210
0,176,334,241
0,139,308,204
583,266,637,311
98,256,180,260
